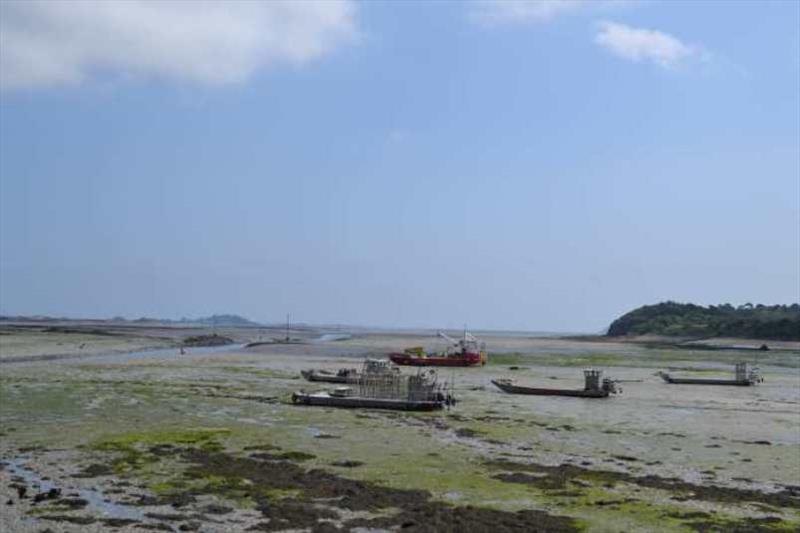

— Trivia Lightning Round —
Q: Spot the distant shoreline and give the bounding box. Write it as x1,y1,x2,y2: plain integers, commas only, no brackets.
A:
561,334,800,352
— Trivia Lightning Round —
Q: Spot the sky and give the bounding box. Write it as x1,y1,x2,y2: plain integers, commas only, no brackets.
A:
0,0,798,332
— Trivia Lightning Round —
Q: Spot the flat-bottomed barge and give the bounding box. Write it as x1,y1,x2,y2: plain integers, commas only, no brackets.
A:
291,391,447,411
492,370,620,398
658,362,762,386
293,361,454,411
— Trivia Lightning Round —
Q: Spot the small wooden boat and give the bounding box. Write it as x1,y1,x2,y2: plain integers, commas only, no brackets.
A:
492,370,620,398
658,363,762,386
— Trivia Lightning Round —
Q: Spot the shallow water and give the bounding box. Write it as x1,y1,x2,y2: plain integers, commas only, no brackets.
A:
5,458,147,522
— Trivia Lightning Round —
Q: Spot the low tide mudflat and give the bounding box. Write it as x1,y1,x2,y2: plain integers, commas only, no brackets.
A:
1,325,798,532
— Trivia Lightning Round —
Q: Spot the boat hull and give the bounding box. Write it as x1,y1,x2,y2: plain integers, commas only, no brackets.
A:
389,353,484,367
491,380,610,398
291,392,444,411
660,376,755,386
300,370,352,384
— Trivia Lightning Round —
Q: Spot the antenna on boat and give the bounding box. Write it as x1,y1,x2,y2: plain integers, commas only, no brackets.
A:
448,368,456,410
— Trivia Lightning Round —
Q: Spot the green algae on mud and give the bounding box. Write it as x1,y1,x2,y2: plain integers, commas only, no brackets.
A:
169,446,583,532
485,459,800,508
68,425,582,531
2,340,799,533
486,458,800,531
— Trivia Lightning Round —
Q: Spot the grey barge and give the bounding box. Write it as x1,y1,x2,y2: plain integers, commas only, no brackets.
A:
492,370,620,398
293,362,454,412
658,362,763,386
300,358,398,384
291,389,449,411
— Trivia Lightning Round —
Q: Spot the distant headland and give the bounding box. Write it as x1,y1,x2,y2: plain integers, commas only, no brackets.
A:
607,302,800,341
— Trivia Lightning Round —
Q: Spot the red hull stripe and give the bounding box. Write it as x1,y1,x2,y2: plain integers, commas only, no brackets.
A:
389,353,482,367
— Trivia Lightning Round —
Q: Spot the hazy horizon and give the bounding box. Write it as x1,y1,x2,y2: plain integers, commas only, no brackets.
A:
1,1,798,333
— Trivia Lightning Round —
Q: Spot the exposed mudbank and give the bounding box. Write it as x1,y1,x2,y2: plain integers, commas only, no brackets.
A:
175,447,581,532
486,459,800,509
4,458,148,523
182,334,234,347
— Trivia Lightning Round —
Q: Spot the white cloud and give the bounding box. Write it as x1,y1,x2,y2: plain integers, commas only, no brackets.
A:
595,21,696,69
470,0,632,26
0,0,357,91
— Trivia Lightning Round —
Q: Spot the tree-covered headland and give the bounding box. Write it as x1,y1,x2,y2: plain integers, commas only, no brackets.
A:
607,302,800,341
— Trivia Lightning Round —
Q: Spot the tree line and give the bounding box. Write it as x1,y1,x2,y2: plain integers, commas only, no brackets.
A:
606,302,800,341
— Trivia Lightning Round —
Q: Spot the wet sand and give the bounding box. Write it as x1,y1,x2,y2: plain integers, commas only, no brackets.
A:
0,325,798,532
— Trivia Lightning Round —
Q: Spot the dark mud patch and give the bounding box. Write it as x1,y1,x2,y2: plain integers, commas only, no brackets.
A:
494,472,560,490
249,451,315,462
685,516,787,533
38,515,97,525
665,511,713,520
591,498,637,507
330,460,363,468
137,524,175,531
242,444,280,451
148,444,177,456
203,503,233,515
73,463,115,478
38,515,140,527
145,512,191,521
486,459,800,508
132,491,197,508
342,503,580,533
169,448,580,532
182,334,234,347
455,428,485,439
250,500,338,531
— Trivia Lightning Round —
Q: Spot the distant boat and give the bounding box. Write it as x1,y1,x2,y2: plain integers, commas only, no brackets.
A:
389,330,487,367
492,369,621,398
658,362,763,386
300,368,355,383
300,359,397,384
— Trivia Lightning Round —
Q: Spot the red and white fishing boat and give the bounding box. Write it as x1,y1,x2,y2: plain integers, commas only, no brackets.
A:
389,331,487,367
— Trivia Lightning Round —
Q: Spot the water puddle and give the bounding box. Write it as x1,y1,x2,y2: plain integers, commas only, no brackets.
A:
5,457,147,522
2,343,245,366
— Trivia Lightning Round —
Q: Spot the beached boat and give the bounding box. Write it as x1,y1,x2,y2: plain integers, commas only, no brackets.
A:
292,363,454,411
389,331,487,367
291,388,449,411
658,362,762,386
300,368,357,384
492,370,620,398
300,358,398,384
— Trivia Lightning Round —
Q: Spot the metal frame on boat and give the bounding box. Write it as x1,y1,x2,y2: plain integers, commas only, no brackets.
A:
300,359,398,384
293,361,455,411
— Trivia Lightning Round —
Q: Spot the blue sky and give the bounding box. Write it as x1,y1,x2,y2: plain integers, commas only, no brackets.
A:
1,0,798,332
